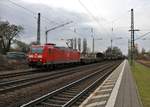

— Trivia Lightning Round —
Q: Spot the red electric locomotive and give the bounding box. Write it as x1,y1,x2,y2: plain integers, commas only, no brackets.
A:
27,43,80,67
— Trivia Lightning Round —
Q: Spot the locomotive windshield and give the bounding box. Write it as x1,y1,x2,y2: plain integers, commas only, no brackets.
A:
31,47,43,53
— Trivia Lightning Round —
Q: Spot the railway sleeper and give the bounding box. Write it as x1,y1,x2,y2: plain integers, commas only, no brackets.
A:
56,94,74,98
52,96,71,101
71,106,79,107
63,90,79,94
67,88,79,92
73,94,91,106
62,92,78,96
40,102,61,107
45,99,66,105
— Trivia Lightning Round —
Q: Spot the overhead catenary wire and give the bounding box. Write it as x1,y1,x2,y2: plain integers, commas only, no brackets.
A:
7,0,59,25
78,0,111,36
80,0,131,38
6,0,100,35
7,0,37,19
135,32,150,41
7,0,75,38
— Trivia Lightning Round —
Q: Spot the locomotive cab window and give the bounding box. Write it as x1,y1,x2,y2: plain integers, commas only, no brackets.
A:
31,47,43,53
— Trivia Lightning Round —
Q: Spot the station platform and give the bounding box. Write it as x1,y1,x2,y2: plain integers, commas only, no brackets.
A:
79,60,142,107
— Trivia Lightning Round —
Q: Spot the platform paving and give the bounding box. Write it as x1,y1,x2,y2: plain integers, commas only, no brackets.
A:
114,61,142,107
80,60,142,107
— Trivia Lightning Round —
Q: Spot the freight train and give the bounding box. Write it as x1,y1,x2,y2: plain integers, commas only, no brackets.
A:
27,43,124,68
27,43,102,68
27,43,125,67
27,43,80,67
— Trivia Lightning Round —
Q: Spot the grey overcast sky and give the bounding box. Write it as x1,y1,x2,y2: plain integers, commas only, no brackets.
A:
0,0,150,54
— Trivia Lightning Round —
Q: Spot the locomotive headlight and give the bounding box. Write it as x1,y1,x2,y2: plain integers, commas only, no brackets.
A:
37,55,42,58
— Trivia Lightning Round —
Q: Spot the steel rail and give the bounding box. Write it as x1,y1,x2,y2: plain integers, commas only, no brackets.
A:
0,69,39,79
0,61,107,80
20,62,120,107
0,62,109,93
63,64,119,107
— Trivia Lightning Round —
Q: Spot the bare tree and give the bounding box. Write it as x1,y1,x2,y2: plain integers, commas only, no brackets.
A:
0,20,23,54
105,46,122,57
29,41,38,46
141,48,145,55
13,39,29,53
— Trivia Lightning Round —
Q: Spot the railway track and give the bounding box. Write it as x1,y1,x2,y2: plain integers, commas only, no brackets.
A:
20,61,121,107
0,62,110,93
0,68,41,80
0,61,107,80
